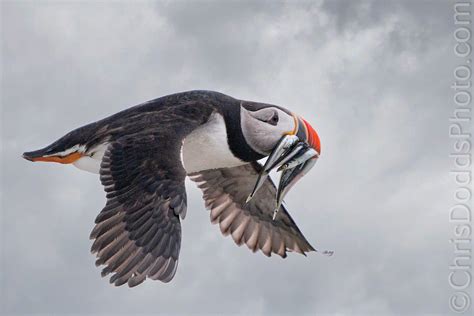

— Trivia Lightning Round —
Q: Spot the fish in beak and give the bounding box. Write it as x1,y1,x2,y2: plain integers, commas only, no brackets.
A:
246,115,321,220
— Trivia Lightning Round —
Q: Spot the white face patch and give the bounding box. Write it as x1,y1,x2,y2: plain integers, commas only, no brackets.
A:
240,107,296,155
182,112,247,174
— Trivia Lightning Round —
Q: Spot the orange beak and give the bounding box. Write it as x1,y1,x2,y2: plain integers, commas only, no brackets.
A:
294,115,321,155
300,118,321,155
23,152,83,164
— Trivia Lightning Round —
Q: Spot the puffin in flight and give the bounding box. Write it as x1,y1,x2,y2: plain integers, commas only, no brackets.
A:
23,90,323,287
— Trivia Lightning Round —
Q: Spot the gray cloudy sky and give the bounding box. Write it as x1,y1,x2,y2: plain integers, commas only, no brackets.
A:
1,1,459,315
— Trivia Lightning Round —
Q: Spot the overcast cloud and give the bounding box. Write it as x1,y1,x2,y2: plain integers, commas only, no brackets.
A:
1,1,458,315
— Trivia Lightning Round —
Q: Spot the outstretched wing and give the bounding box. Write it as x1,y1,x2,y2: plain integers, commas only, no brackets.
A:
90,132,188,287
188,162,315,258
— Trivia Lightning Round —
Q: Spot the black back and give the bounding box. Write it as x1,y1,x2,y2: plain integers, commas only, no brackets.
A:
25,90,281,162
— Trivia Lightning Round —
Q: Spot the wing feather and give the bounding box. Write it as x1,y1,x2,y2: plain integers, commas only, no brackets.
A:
189,162,315,258
90,132,186,287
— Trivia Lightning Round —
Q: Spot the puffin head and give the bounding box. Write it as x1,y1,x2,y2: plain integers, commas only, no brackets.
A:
240,101,321,157
240,101,321,209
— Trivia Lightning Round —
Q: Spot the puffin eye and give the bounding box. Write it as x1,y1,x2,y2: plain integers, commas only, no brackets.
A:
267,112,279,126
250,108,280,126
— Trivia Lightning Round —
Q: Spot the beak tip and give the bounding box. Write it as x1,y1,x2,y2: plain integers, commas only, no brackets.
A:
299,117,321,155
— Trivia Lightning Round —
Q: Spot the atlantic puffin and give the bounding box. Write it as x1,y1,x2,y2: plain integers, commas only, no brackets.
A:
23,90,323,287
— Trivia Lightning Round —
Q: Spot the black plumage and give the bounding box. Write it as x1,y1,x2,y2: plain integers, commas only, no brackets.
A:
23,90,318,287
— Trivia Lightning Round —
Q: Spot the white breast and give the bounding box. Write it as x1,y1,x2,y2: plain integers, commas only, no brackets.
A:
182,112,246,174
72,112,245,175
